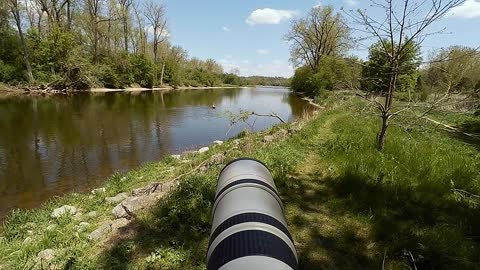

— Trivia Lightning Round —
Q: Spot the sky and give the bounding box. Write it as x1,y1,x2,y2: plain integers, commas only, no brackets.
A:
161,0,480,78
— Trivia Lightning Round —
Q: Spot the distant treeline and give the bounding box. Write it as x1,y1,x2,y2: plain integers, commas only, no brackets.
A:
223,74,289,87
0,0,289,90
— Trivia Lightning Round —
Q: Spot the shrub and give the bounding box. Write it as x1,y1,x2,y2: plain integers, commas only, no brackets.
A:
290,66,316,94
129,54,155,88
0,60,17,82
95,64,123,89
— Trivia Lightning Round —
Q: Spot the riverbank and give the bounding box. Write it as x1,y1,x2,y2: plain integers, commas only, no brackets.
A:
89,85,247,93
1,93,479,269
0,84,248,96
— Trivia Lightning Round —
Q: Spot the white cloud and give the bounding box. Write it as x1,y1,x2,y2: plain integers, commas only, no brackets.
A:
256,49,270,55
313,1,322,8
246,8,298,25
448,0,480,18
222,26,231,32
344,0,359,6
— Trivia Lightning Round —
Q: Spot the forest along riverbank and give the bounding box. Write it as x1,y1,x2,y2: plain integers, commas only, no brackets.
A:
0,87,312,221
1,93,479,270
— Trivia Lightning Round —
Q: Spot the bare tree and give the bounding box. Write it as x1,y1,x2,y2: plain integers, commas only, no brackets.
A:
347,0,465,150
285,5,351,72
131,2,145,54
143,1,167,62
35,0,71,29
85,0,103,63
8,0,34,82
117,0,132,52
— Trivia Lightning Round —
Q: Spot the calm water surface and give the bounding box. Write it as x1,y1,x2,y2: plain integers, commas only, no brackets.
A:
0,87,310,219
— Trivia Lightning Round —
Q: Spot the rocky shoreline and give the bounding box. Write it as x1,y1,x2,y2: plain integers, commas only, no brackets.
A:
0,85,247,97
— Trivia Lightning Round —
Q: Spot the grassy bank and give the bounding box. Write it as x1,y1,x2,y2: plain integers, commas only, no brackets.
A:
1,94,479,269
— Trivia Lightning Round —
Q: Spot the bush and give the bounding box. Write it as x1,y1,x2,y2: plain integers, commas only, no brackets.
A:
291,56,361,96
95,64,123,89
222,73,242,85
28,27,77,76
0,60,17,82
290,66,316,94
129,54,155,88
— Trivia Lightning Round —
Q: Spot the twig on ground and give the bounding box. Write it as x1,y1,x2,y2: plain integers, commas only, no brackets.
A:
382,249,387,270
408,251,418,270
250,112,286,123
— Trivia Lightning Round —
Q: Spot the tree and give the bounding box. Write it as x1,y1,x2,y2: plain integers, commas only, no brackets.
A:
144,1,167,62
348,0,465,150
85,0,103,64
117,0,133,52
8,0,34,82
424,46,480,94
285,5,351,72
362,40,421,95
0,0,240,88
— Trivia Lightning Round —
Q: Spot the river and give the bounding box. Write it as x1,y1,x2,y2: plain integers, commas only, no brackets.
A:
0,87,311,219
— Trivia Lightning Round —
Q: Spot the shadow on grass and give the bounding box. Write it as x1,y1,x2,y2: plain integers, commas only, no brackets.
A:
447,131,480,151
444,118,480,150
93,174,216,270
92,167,480,269
461,118,480,134
275,169,480,270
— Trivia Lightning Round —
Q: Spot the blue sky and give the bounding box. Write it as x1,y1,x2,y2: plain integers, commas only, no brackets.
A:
161,0,480,77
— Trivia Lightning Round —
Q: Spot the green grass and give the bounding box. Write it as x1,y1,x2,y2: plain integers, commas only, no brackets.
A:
1,94,479,269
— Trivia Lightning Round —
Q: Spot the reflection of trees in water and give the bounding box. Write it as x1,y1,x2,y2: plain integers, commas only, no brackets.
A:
161,88,236,107
282,93,312,118
0,92,186,216
0,88,302,217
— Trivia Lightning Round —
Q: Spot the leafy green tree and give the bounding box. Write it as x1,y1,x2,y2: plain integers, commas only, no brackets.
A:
129,54,155,88
0,0,255,88
28,28,77,77
0,6,22,82
424,46,480,94
285,5,351,72
291,56,361,96
362,40,421,95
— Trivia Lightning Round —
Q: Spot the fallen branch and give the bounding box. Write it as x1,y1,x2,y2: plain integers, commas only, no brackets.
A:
382,249,387,270
452,188,480,200
145,151,232,195
121,204,138,220
250,112,286,123
408,251,418,270
423,117,480,140
301,97,324,109
225,110,286,135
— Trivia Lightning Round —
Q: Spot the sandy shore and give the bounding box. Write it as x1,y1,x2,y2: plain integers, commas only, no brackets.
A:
89,86,246,93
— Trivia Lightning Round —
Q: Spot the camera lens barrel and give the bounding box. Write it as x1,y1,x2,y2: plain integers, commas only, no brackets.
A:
207,158,298,270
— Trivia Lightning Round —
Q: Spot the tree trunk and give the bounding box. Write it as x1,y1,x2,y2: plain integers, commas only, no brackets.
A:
377,63,398,151
67,0,72,30
377,113,389,151
160,62,165,86
11,5,34,82
123,17,128,52
93,25,99,64
107,18,112,54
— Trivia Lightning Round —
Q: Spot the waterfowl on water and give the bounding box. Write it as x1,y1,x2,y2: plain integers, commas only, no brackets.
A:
212,104,216,109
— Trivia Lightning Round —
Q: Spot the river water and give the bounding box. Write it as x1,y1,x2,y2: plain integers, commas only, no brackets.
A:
0,87,310,219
